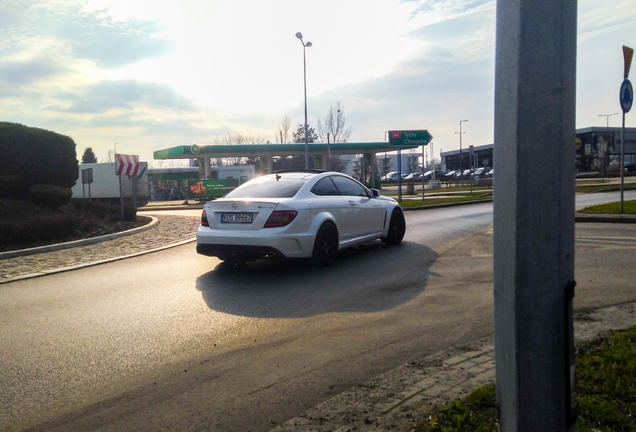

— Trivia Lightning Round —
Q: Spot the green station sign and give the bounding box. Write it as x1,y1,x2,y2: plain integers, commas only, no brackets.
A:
388,130,433,147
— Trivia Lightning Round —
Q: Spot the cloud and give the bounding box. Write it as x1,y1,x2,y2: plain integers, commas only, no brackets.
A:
57,80,198,114
0,59,66,86
0,0,174,68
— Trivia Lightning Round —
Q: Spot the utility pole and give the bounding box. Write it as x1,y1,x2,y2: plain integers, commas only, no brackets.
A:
493,0,577,430
597,113,617,182
455,120,468,183
619,45,634,213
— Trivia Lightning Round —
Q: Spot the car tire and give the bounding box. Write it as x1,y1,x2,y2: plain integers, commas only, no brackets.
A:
311,222,339,267
382,209,406,245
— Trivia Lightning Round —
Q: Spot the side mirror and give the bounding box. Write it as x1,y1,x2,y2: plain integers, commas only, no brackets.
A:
370,188,380,198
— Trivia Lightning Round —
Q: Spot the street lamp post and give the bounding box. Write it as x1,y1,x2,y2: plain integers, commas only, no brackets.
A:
455,120,468,181
295,32,312,169
598,113,618,181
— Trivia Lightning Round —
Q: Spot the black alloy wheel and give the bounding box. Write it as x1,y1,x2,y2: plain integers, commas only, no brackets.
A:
311,222,339,266
382,209,406,245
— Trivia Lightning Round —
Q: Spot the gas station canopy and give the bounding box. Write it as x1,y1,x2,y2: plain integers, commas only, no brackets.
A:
153,142,421,160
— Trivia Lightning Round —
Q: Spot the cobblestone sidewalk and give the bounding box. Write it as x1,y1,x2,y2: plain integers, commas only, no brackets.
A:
1,215,200,282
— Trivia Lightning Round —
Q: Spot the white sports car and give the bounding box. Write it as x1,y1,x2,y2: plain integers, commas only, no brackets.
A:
196,170,406,266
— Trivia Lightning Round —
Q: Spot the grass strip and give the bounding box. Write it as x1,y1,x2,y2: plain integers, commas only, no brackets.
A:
412,326,636,432
578,200,636,214
399,194,492,208
576,183,636,194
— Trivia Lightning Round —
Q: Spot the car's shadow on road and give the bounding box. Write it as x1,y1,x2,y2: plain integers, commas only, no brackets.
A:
195,241,438,318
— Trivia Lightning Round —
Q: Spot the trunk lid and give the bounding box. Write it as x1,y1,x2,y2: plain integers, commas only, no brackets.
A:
203,199,281,230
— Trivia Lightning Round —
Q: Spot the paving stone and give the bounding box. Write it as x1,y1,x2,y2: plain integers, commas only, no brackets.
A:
422,385,451,397
466,364,492,374
0,215,200,281
442,355,467,366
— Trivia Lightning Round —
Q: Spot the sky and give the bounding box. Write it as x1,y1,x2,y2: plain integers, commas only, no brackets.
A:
1,0,634,166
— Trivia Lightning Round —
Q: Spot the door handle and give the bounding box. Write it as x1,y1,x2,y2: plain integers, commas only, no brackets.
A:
349,201,357,206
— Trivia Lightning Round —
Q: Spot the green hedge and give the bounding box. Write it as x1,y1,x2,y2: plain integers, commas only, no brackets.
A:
0,122,78,197
0,175,23,198
29,184,72,208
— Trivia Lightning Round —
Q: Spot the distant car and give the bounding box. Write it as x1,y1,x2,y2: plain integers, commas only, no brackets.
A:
625,162,636,172
169,188,185,200
473,167,492,177
403,172,422,181
381,171,400,182
484,168,494,178
422,170,446,181
196,171,406,266
445,170,460,178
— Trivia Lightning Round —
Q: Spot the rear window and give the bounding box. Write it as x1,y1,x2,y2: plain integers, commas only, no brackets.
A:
224,178,306,198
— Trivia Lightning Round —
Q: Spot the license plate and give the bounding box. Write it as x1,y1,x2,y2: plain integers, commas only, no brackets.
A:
220,213,253,224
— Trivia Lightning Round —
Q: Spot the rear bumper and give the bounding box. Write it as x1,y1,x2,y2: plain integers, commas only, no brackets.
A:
196,224,315,259
196,244,286,261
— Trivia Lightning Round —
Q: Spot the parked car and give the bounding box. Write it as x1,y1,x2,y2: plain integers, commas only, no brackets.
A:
422,170,446,181
625,162,636,172
169,188,186,200
403,172,422,181
484,168,494,178
473,167,492,177
196,171,406,266
381,171,400,182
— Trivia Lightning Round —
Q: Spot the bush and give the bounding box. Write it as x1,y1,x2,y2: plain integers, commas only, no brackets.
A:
0,213,80,245
29,185,72,208
0,198,41,218
117,204,137,222
0,175,23,199
0,122,78,197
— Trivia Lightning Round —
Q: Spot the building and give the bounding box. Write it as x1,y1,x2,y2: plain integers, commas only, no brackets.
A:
440,127,636,173
441,144,493,172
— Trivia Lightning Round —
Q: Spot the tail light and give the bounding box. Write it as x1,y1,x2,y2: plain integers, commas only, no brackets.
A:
201,209,209,227
264,210,298,228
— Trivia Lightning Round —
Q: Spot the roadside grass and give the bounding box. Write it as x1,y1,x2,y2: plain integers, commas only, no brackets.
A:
579,200,636,214
576,183,636,194
399,194,492,208
384,185,492,195
412,326,636,432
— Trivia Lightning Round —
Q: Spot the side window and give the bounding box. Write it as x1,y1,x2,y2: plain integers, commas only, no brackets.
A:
331,176,369,197
311,177,340,196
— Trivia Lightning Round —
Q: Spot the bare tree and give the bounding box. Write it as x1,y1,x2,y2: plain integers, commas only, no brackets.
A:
277,114,292,143
207,133,270,170
317,101,352,143
327,155,348,173
100,149,115,162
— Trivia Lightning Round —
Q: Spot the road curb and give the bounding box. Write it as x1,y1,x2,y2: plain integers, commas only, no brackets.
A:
0,216,159,260
139,204,204,211
401,199,493,211
575,213,636,223
0,237,196,285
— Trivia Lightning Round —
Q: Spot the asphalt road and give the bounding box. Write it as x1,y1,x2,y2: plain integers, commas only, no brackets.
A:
1,191,636,432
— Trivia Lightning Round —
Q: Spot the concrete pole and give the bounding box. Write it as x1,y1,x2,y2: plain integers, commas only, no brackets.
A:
493,0,577,430
265,154,273,174
204,157,211,179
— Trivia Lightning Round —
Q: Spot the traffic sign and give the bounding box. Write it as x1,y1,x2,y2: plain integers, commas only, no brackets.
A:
575,138,582,150
624,45,633,79
115,154,140,176
620,79,633,113
584,144,591,155
388,130,433,147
